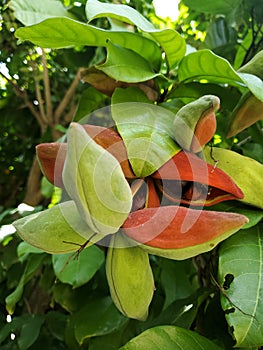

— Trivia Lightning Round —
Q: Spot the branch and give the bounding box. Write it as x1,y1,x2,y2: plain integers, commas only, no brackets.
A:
34,74,48,123
54,68,84,125
42,49,53,123
0,70,46,133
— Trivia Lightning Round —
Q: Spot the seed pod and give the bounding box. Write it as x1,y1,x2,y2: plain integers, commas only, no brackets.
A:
13,201,102,253
106,233,154,320
204,146,263,209
62,123,132,234
36,142,66,188
173,95,219,153
227,91,263,138
36,125,135,188
152,150,244,206
238,50,263,79
122,206,248,260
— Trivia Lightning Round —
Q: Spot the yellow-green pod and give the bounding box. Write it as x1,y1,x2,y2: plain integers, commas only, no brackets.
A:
13,201,102,253
106,233,154,321
204,147,263,209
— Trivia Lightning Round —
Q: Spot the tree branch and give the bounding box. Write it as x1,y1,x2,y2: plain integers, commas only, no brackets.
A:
54,67,84,125
42,49,53,123
0,70,46,133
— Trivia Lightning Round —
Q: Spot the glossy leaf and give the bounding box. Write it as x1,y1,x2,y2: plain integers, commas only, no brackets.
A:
73,86,105,122
86,0,186,69
9,0,74,26
72,296,128,344
122,206,248,259
178,50,263,101
86,0,155,30
97,40,160,83
13,201,98,253
15,17,162,70
204,146,263,209
119,325,223,350
112,86,152,104
106,233,154,320
112,103,180,177
52,245,105,288
62,123,132,234
218,225,263,347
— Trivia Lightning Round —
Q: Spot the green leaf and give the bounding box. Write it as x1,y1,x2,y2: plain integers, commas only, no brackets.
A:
86,0,155,31
178,50,263,101
73,87,105,122
72,296,128,344
13,201,98,254
86,0,186,69
52,245,104,288
112,87,151,104
9,0,74,26
119,325,223,350
17,241,44,263
5,254,46,314
62,123,132,234
97,40,160,83
0,314,45,349
15,17,162,71
18,314,45,350
112,103,180,177
218,224,263,347
45,311,68,342
182,0,242,14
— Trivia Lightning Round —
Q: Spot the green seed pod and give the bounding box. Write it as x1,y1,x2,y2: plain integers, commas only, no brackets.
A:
173,95,219,153
106,233,155,321
204,147,263,209
227,91,263,138
13,201,102,254
238,50,263,80
62,123,133,235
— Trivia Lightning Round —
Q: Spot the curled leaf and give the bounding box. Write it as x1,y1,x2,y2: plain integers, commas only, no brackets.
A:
122,206,248,259
62,123,132,234
106,233,154,320
81,67,158,101
152,151,244,206
173,95,220,153
13,201,100,254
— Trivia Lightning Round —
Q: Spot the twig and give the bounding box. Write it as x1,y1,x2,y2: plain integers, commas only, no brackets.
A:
0,70,46,133
42,49,53,123
54,68,84,124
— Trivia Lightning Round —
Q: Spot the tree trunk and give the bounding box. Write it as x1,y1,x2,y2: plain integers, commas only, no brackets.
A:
23,156,44,206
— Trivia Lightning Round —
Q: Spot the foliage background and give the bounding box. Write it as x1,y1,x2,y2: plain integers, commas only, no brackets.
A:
0,0,263,349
